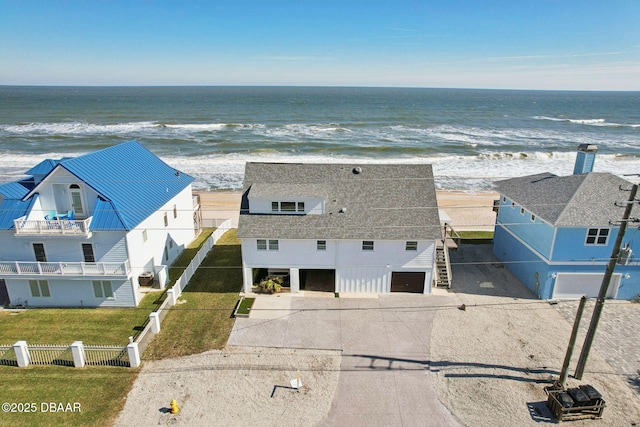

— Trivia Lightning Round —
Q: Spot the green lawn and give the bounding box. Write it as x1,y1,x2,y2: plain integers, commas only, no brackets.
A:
0,365,138,427
0,229,216,346
0,228,221,426
457,230,494,240
144,229,242,359
0,292,162,345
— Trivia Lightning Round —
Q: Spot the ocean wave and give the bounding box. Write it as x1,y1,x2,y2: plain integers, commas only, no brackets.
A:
0,121,160,135
161,123,227,131
533,116,640,128
1,149,637,192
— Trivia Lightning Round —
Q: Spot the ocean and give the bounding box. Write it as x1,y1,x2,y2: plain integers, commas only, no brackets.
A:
0,86,638,191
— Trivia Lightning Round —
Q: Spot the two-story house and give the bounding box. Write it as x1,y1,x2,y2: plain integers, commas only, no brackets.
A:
0,140,197,307
237,162,445,294
493,145,640,300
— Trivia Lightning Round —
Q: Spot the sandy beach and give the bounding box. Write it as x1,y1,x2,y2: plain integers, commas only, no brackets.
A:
196,190,499,232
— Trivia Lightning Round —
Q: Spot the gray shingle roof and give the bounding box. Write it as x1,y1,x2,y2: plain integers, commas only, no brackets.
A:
495,172,638,227
237,163,442,240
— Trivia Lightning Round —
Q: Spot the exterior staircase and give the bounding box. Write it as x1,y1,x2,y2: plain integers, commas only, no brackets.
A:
434,246,452,288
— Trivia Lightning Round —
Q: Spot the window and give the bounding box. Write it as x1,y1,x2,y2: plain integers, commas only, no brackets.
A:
142,229,148,242
33,243,47,262
502,196,507,202
93,280,113,298
317,240,327,251
405,241,418,251
281,202,296,212
362,241,374,251
520,208,525,215
29,280,50,298
257,239,278,250
173,204,178,219
586,228,610,245
271,201,305,213
531,214,536,222
82,243,95,263
164,212,168,227
511,202,515,208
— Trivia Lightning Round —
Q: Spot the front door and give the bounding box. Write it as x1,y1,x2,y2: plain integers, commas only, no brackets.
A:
0,279,9,306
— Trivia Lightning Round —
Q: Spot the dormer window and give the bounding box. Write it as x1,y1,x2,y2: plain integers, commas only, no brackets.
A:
270,201,305,213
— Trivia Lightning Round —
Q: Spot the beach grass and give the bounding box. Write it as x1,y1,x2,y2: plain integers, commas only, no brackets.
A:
143,229,242,359
0,364,138,427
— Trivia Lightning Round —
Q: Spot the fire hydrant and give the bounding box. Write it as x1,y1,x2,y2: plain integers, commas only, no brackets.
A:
170,399,179,414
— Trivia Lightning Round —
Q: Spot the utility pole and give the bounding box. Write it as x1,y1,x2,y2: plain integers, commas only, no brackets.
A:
574,184,639,380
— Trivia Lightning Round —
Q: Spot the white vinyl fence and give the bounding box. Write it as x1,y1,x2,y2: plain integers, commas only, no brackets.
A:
134,220,232,356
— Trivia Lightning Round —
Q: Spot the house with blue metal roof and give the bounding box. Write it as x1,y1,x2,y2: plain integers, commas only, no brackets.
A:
493,145,640,300
0,140,199,307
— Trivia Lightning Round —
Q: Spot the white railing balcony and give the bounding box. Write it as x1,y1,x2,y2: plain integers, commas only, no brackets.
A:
0,260,131,277
13,216,92,237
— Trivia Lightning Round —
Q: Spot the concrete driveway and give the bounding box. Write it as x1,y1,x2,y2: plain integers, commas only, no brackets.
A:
229,292,461,426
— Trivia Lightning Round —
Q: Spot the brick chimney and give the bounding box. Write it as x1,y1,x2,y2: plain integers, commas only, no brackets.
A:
573,144,598,174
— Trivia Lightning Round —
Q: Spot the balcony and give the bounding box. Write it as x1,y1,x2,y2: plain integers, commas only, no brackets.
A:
13,216,92,237
0,260,131,278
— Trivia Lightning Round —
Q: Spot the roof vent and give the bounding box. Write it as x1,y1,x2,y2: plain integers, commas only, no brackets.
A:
339,207,347,213
352,167,362,175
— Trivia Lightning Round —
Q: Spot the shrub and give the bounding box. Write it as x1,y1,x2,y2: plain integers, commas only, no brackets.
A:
257,276,283,294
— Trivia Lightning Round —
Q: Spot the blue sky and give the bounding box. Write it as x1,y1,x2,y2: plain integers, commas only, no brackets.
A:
1,0,639,90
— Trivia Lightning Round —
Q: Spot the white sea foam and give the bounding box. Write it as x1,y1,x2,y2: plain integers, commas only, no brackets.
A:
533,116,640,128
162,123,227,131
1,149,637,192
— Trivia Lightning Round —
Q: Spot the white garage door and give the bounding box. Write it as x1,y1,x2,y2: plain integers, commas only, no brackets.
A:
553,273,620,299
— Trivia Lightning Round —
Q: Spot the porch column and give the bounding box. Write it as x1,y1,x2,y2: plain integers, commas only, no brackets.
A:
242,267,253,293
289,268,300,293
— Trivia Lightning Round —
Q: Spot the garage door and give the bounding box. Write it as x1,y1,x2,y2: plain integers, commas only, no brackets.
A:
553,273,620,299
390,272,425,293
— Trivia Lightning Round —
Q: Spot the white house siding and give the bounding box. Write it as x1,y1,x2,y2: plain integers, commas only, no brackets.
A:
25,168,100,219
249,197,324,215
241,238,435,294
0,231,128,265
4,277,135,307
125,185,196,303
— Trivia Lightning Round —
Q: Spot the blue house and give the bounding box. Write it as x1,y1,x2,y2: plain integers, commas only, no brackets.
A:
493,145,640,300
0,141,198,307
